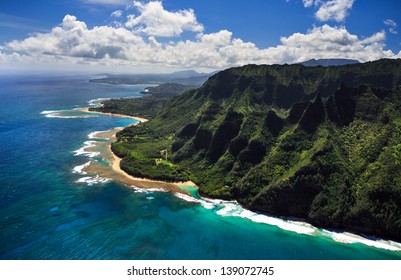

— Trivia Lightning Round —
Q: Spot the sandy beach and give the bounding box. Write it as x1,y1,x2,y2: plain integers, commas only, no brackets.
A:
78,109,196,194
108,143,196,190
77,107,149,123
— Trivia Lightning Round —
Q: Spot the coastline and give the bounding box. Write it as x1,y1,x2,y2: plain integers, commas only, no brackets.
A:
80,108,196,194
108,139,196,190
76,108,401,252
77,107,150,123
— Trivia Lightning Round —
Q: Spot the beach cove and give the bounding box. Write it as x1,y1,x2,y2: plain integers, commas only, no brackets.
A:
74,109,195,194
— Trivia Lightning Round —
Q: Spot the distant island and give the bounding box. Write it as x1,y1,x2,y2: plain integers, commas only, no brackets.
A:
89,70,215,86
92,59,401,242
141,83,198,96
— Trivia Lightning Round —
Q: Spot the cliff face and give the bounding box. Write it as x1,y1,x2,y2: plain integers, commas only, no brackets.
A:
234,84,401,241
109,59,401,241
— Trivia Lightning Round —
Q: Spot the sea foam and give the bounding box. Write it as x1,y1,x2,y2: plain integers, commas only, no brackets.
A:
88,98,110,107
40,110,95,119
174,191,401,250
73,141,100,158
88,130,110,140
320,230,401,251
72,161,92,175
75,176,110,186
131,186,167,194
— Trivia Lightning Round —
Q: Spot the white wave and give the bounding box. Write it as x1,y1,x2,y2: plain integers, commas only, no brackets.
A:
40,109,95,119
147,188,167,192
173,193,216,209
88,98,110,107
321,230,401,251
88,130,111,140
146,196,155,200
40,110,58,115
131,186,167,194
73,141,100,158
246,212,316,235
75,175,110,186
173,192,401,250
174,192,200,203
198,200,216,209
131,186,151,194
215,203,238,216
72,161,91,175
211,201,317,235
47,115,86,119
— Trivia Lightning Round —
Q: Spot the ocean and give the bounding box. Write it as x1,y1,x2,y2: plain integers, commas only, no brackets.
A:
1,75,401,260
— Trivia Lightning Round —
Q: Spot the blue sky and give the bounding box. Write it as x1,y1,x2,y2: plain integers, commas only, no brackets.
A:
0,0,400,73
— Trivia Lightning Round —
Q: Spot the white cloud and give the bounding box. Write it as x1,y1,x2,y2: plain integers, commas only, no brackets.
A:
0,5,399,72
303,0,315,8
125,1,204,37
111,10,123,18
303,0,355,22
5,15,144,60
384,19,397,35
277,25,391,62
200,30,232,46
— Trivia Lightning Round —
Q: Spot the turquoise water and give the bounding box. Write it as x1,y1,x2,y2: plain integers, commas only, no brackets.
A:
1,75,401,260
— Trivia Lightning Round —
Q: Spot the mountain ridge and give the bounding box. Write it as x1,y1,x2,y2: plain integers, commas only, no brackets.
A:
300,58,360,67
89,70,216,86
95,59,401,241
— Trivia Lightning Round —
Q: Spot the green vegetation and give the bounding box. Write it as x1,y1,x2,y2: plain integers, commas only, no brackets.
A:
94,59,401,241
89,96,166,119
142,83,198,96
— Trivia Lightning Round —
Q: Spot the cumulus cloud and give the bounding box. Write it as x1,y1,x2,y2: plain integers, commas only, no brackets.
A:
0,2,399,72
111,10,123,18
1,13,396,72
277,25,392,62
125,1,204,37
6,15,144,60
200,30,232,46
303,0,355,22
302,0,315,8
384,19,397,35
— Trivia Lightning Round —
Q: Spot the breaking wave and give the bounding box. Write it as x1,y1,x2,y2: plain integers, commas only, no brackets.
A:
72,161,92,175
75,176,111,186
173,193,401,251
40,110,95,119
73,141,100,158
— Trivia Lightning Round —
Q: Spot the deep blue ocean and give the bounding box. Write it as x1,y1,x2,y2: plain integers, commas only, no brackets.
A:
1,75,401,260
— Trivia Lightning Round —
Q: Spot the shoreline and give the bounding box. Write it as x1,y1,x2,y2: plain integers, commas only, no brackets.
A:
79,108,196,194
106,121,197,190
108,141,197,189
77,107,150,123
76,108,401,252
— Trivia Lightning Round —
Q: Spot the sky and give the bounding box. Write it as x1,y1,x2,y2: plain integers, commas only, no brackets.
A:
0,0,400,73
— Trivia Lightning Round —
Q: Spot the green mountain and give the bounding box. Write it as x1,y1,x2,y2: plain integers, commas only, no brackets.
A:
99,59,401,241
142,83,198,96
